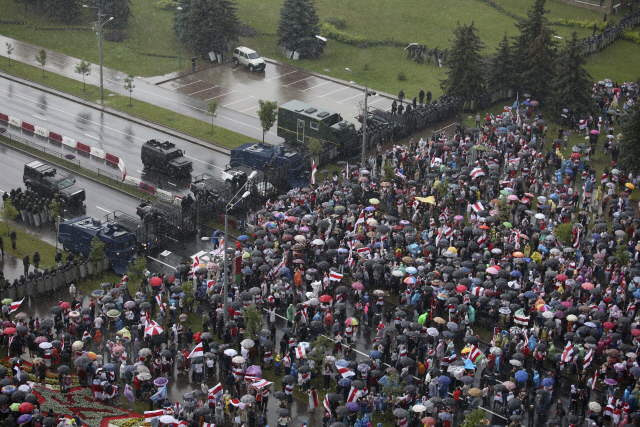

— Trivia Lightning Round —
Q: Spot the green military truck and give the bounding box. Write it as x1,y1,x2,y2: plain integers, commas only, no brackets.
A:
277,100,357,148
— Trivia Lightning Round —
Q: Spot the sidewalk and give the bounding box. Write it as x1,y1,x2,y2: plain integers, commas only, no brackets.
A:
0,34,279,143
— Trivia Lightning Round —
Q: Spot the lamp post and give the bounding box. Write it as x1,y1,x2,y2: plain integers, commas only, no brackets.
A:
346,68,368,168
84,3,113,101
223,171,258,322
177,6,183,68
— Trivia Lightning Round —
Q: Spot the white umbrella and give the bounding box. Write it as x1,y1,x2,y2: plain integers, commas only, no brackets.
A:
240,339,255,349
232,356,246,364
392,270,405,277
159,415,177,424
312,239,325,246
294,235,306,243
224,349,238,357
39,342,52,349
427,328,439,337
308,298,320,306
412,404,427,412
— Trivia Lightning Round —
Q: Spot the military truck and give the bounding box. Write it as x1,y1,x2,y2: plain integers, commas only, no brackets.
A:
23,161,86,209
57,216,136,274
141,139,193,177
276,100,357,149
229,142,309,188
103,210,159,254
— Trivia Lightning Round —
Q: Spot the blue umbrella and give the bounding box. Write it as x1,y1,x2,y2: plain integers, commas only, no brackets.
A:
564,169,573,175
510,271,522,278
338,378,352,387
237,235,249,241
241,268,253,275
438,375,451,385
369,350,381,359
498,127,508,132
592,233,601,240
443,331,455,339
630,366,640,377
103,363,116,371
634,289,640,299
515,370,528,383
438,412,453,420
541,378,554,387
523,101,531,106
365,206,376,212
464,359,475,370
357,364,371,373
335,359,349,368
279,267,290,276
407,244,420,254
524,291,537,299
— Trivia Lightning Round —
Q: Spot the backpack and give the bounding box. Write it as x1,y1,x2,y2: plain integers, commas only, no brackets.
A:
294,312,302,322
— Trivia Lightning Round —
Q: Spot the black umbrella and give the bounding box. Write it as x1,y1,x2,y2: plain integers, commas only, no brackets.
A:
335,406,350,416
282,375,296,384
326,393,342,402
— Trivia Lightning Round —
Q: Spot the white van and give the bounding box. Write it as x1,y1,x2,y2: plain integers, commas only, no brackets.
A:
232,46,266,72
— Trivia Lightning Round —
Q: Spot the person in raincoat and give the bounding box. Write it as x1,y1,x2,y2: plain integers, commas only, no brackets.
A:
533,371,540,389
124,383,135,410
286,304,295,327
468,305,475,325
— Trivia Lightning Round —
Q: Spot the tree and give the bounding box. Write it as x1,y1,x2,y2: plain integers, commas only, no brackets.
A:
554,222,574,246
43,0,83,24
0,200,19,235
549,32,593,119
257,100,278,143
181,281,195,309
615,245,630,267
520,24,556,102
6,43,14,67
35,49,47,78
48,197,61,249
307,137,323,155
206,100,218,134
89,236,105,276
277,0,322,59
619,104,640,174
488,32,516,91
512,0,552,88
461,409,489,427
123,75,135,107
244,306,263,339
75,60,92,92
177,0,239,57
379,372,404,397
440,22,485,98
101,0,132,29
126,256,147,286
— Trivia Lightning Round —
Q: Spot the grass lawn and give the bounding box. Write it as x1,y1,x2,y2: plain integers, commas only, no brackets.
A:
0,60,249,150
0,220,67,267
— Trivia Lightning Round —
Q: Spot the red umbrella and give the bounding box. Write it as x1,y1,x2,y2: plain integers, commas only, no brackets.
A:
168,275,175,283
556,274,568,282
319,295,333,303
18,402,33,413
422,417,436,426
581,282,594,290
59,302,71,310
285,216,298,223
603,321,615,330
354,234,366,241
3,327,16,335
455,285,467,293
632,329,640,337
282,234,294,241
150,277,163,287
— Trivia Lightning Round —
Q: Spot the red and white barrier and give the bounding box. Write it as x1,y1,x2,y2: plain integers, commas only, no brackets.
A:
8,117,22,127
76,142,91,154
62,136,77,149
90,147,105,159
21,122,35,133
49,132,63,143
35,126,49,138
0,113,9,123
105,153,119,165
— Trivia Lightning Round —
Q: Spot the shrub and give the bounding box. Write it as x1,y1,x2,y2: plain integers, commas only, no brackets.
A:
397,71,406,81
238,23,258,37
323,16,347,30
556,18,607,32
156,0,178,10
621,29,640,44
104,30,129,42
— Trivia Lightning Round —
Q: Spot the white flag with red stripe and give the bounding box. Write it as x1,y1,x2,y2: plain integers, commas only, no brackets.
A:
311,161,317,185
329,271,343,282
252,379,273,389
209,383,223,399
357,247,371,256
346,386,358,402
295,346,306,359
324,395,331,413
337,367,355,378
9,298,24,314
470,167,485,179
583,349,594,369
591,371,598,390
469,344,484,364
355,210,365,226
144,410,164,420
188,342,203,359
561,341,573,364
471,202,484,213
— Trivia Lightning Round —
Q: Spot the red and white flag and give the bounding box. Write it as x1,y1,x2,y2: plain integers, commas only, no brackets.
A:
9,298,24,314
324,395,331,413
357,247,371,255
583,349,594,369
329,271,344,282
395,171,406,180
309,389,319,410
471,202,484,213
591,371,598,390
295,346,306,359
470,167,485,179
144,410,164,420
561,341,573,364
271,258,286,277
469,344,484,364
252,379,273,389
209,383,223,398
188,342,204,359
346,386,358,402
187,255,200,280
355,210,365,226
337,367,355,378
311,161,317,185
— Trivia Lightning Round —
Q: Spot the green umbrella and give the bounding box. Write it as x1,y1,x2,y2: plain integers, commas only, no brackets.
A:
500,190,510,196
2,298,13,306
418,313,428,325
472,145,488,151
503,222,512,229
106,309,121,318
10,403,20,411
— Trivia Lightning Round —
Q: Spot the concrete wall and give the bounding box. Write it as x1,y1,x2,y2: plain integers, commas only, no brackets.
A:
553,0,616,15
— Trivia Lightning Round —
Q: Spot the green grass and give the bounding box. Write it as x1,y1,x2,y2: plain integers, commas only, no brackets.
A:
0,221,67,266
494,0,615,23
584,40,640,84
0,59,250,150
0,0,194,77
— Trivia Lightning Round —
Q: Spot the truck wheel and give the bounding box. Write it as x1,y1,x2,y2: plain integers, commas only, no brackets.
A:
249,65,255,72
63,245,70,253
233,58,239,66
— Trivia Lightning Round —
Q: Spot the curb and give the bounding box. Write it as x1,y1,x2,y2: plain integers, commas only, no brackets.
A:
0,71,231,157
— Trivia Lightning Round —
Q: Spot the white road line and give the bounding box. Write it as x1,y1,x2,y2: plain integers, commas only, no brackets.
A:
337,93,365,104
136,170,144,174
265,70,297,82
127,87,265,133
318,87,347,98
95,206,111,213
299,81,330,92
187,86,218,96
230,67,243,71
84,134,99,140
0,87,146,142
183,155,223,170
240,106,258,113
32,115,46,121
147,256,177,269
169,80,202,91
167,182,177,186
223,96,254,107
368,97,386,106
284,76,313,87
205,91,236,100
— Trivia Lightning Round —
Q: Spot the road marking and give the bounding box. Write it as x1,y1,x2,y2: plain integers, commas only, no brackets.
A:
368,97,386,106
84,134,99,140
265,70,297,82
0,87,146,142
147,256,177,269
183,155,223,170
205,91,236,100
299,81,330,92
169,80,202,91
32,115,46,121
231,66,243,71
187,85,218,96
318,87,347,98
136,170,144,174
240,106,258,113
223,96,254,107
337,93,365,104
95,206,111,213
284,76,313,86
167,182,177,186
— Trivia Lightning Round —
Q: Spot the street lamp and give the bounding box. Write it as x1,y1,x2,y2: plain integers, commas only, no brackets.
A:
176,7,183,68
346,67,369,167
84,3,113,101
223,170,258,322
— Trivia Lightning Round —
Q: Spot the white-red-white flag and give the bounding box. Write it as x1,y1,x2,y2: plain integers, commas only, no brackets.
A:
295,346,306,359
355,210,365,226
9,298,24,314
188,342,203,359
311,161,317,184
471,202,484,213
329,271,343,281
337,367,355,378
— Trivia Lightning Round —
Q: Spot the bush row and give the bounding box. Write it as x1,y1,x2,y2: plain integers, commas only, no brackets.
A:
0,20,89,31
319,23,406,48
555,18,608,31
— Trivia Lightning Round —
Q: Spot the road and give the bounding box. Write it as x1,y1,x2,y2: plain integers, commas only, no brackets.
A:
0,77,236,194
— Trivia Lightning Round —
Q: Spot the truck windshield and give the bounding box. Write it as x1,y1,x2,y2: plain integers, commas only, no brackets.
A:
247,53,260,59
167,150,183,160
56,178,74,189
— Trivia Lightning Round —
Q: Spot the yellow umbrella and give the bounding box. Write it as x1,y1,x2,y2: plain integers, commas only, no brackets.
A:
461,347,471,354
369,198,380,204
447,247,458,254
416,196,436,204
626,183,635,190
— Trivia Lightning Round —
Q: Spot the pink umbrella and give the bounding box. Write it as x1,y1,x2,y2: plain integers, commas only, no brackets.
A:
454,215,464,221
507,195,519,201
590,129,599,135
300,227,309,232
503,381,516,390
486,267,499,275
560,301,571,308
603,321,615,330
604,378,618,386
352,282,364,290
582,282,594,290
112,345,125,353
